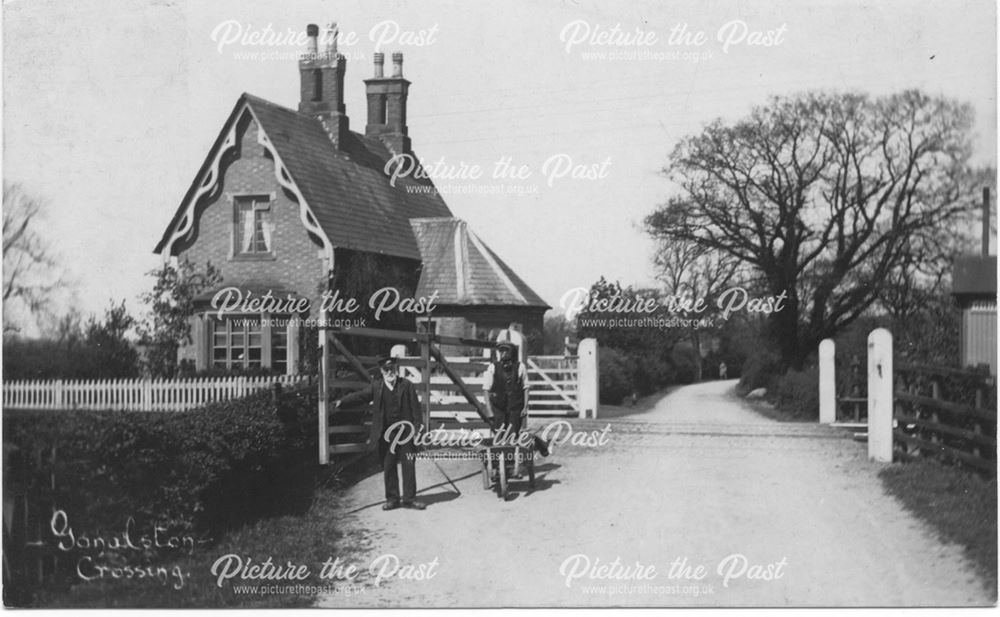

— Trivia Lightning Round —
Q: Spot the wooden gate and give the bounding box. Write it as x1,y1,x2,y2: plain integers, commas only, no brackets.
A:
3,443,62,604
526,356,579,415
317,326,497,464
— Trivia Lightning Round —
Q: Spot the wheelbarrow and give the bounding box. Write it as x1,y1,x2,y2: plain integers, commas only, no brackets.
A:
477,441,536,499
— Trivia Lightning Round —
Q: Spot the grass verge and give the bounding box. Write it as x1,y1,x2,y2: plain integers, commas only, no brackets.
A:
30,459,380,609
740,393,813,423
879,458,997,600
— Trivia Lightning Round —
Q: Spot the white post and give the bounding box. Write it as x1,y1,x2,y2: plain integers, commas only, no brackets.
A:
867,328,894,462
819,339,836,424
578,338,599,419
318,320,330,466
287,319,300,376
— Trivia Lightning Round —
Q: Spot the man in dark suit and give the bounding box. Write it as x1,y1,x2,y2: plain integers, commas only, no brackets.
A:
335,356,426,511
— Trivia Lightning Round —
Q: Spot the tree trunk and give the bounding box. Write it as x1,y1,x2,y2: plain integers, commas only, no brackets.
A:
770,297,805,372
691,333,703,382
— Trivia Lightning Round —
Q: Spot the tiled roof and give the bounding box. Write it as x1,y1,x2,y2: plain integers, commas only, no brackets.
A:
245,94,453,260
155,94,548,309
411,218,549,308
155,93,452,260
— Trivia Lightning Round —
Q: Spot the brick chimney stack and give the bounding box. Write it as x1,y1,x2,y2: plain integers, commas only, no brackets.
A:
299,22,349,148
364,51,410,155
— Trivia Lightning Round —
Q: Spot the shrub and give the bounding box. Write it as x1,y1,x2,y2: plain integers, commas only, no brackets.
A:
598,347,635,405
670,343,699,384
630,352,672,396
771,368,820,419
739,346,782,392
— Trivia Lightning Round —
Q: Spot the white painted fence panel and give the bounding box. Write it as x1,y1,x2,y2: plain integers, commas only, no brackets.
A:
2,375,308,412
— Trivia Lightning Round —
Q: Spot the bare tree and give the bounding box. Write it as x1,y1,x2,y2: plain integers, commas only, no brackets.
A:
3,183,65,335
653,237,742,380
646,90,979,369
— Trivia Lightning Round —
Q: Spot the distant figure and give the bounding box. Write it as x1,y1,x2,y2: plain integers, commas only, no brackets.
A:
629,392,638,407
719,362,728,380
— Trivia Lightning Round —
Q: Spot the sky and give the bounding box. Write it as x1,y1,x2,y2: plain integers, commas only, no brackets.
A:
2,0,997,334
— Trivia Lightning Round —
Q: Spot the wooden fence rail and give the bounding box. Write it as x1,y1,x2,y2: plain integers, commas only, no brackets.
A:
893,362,997,474
2,375,308,412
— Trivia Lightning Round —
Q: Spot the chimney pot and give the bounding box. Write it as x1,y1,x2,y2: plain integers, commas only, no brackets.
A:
324,22,338,58
306,24,319,57
391,52,403,78
373,52,385,78
299,21,348,149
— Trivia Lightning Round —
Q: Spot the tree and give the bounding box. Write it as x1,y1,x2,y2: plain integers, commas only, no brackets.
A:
138,259,222,378
3,301,140,379
646,90,980,370
2,183,66,334
875,165,995,323
652,238,742,380
575,277,679,396
81,300,140,379
542,313,573,355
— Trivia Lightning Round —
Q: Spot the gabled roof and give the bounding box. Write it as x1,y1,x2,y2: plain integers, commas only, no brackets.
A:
154,93,452,260
154,93,549,311
411,218,549,308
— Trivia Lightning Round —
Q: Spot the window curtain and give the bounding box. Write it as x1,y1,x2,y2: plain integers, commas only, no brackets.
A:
240,205,254,253
259,208,272,252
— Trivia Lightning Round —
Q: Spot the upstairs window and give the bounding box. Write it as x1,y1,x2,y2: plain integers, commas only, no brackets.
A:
234,195,273,256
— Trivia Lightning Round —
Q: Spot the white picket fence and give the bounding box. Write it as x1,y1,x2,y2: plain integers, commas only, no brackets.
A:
2,374,309,412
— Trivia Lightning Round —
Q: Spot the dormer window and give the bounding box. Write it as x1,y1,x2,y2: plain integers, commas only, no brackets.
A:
233,194,273,257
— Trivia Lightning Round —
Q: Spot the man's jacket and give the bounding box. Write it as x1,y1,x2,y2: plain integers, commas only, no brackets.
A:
338,378,423,452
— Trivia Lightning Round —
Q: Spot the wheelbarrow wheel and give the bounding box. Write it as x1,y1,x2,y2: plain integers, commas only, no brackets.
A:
481,456,491,490
496,456,508,499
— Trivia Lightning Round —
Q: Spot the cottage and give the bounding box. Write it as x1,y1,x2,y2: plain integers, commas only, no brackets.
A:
153,23,548,374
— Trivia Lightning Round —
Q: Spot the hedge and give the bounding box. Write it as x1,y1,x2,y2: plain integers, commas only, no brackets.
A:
4,386,319,541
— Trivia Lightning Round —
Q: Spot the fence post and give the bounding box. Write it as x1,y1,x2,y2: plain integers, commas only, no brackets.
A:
54,379,64,410
578,338,599,419
819,339,836,424
142,379,152,412
867,328,894,462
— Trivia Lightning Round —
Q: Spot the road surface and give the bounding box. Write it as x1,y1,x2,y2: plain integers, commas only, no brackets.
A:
317,380,992,607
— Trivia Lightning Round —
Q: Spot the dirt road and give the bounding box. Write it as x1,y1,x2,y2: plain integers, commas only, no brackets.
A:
317,380,992,607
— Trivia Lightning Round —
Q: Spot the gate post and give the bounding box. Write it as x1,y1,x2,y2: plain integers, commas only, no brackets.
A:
819,339,836,424
318,324,329,465
578,338,599,419
867,328,893,462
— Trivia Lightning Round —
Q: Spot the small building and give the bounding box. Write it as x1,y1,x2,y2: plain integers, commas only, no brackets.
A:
952,255,997,374
409,218,548,350
951,188,997,374
153,22,548,374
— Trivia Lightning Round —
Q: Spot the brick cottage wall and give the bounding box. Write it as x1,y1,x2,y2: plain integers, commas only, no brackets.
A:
174,112,327,368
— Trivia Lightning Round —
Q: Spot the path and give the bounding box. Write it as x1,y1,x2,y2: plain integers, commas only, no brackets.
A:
316,380,991,607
